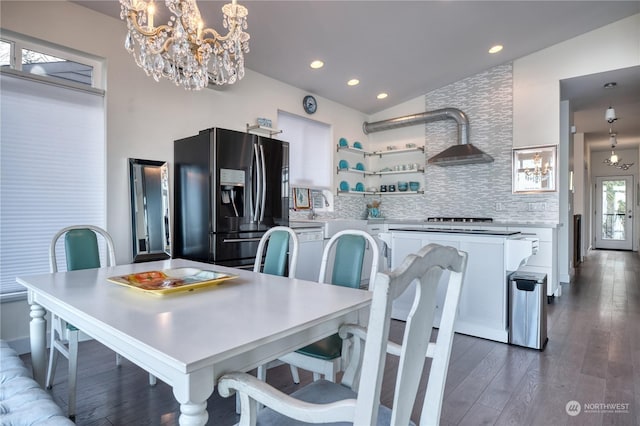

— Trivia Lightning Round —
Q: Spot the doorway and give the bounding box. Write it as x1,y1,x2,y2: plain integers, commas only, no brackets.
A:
594,176,634,250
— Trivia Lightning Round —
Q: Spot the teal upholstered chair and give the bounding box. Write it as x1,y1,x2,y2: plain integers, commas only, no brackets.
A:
253,227,299,381
253,226,299,278
47,225,155,419
219,243,469,426
278,229,380,383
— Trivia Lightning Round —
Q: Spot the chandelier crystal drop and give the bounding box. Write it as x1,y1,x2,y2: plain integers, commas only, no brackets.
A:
119,0,249,90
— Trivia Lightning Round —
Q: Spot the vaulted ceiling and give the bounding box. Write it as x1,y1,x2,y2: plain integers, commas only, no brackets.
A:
77,1,639,148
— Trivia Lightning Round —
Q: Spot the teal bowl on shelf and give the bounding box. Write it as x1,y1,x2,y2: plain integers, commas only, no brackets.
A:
353,141,363,149
409,181,420,191
338,159,349,169
355,162,365,171
339,181,349,191
355,182,365,192
398,181,408,192
339,137,348,147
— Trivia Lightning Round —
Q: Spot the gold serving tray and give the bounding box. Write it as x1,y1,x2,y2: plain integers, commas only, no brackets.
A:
108,267,237,295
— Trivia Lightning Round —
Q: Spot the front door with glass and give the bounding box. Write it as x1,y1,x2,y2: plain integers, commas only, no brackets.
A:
595,176,634,250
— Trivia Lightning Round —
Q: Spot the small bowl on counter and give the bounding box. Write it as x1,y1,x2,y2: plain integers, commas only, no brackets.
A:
397,181,408,192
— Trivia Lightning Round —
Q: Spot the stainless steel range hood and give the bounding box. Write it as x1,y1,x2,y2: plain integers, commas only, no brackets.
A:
427,143,494,166
362,108,494,166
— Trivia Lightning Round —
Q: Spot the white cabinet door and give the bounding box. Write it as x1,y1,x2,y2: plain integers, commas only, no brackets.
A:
390,231,509,343
457,239,506,341
390,234,460,325
422,236,460,328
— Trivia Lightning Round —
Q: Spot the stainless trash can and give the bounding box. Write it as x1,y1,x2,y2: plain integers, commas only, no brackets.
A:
509,271,548,350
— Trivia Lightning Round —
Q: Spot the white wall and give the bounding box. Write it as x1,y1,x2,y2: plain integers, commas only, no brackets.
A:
0,0,367,347
513,14,640,148
573,133,587,262
560,100,572,282
366,95,426,151
512,14,640,283
1,1,368,264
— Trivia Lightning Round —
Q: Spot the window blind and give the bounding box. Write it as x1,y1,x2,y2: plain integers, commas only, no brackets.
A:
0,72,106,299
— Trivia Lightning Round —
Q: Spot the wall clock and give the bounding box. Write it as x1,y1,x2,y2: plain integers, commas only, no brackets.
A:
303,95,317,114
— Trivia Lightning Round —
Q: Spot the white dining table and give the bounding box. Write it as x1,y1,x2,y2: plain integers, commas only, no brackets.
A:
17,258,372,425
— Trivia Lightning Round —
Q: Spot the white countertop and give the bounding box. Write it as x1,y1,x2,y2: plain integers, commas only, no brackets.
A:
289,221,324,230
290,218,559,229
370,219,559,228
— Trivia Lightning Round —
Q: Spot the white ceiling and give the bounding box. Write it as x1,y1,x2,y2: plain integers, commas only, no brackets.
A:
562,66,640,151
77,0,640,150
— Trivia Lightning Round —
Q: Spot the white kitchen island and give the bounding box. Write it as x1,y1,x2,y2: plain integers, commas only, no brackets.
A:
389,228,537,343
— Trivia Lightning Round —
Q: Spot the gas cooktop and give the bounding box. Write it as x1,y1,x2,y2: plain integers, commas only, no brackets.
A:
426,217,493,223
422,228,519,236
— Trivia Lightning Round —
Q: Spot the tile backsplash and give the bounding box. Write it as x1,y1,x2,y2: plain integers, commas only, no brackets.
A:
321,63,559,223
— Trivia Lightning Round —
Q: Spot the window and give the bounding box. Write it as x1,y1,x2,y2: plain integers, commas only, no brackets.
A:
1,30,103,90
278,110,332,186
0,33,106,300
0,40,12,67
278,110,333,211
21,48,93,86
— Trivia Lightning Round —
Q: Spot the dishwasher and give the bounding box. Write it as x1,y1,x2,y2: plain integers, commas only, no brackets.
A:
293,227,325,281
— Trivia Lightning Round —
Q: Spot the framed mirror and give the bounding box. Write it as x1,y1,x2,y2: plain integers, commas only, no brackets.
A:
512,146,557,193
129,158,171,262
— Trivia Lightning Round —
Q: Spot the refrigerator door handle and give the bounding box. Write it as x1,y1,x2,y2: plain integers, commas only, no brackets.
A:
259,143,267,222
253,142,261,222
248,147,254,223
223,237,263,243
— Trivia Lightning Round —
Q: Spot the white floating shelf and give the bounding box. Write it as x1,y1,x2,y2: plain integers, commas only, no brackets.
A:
337,190,373,195
337,168,374,176
246,124,282,137
336,146,370,156
337,190,424,196
375,190,424,195
372,168,424,176
369,147,424,157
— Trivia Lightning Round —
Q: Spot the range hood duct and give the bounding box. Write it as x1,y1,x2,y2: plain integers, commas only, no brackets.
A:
362,108,494,166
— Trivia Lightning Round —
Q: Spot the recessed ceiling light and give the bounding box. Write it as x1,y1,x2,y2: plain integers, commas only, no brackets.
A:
604,82,617,89
488,45,503,54
377,93,388,100
347,79,360,86
310,60,324,69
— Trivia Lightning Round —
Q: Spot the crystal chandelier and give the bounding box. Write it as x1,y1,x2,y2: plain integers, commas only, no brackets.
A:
524,152,551,182
119,0,249,90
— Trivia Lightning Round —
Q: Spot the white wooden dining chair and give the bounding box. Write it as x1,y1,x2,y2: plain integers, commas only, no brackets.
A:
219,243,468,426
277,229,379,384
253,226,300,383
47,225,156,419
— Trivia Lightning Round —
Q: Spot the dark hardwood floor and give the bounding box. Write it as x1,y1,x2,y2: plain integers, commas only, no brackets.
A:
21,249,639,425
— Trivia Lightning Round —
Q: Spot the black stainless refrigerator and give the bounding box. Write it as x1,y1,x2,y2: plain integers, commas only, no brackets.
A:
173,128,289,268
